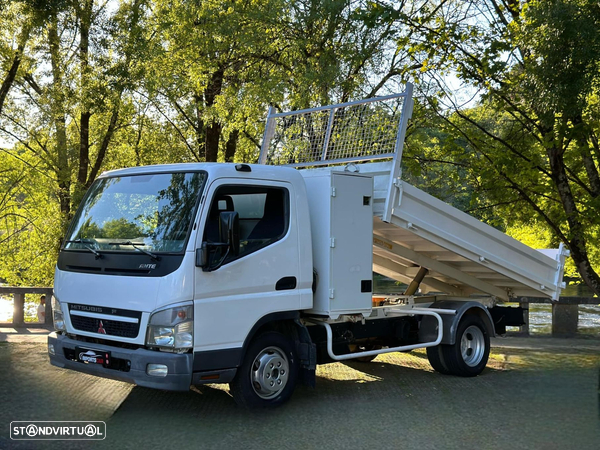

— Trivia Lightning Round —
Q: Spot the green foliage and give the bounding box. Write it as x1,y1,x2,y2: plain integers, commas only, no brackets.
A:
518,0,600,121
409,0,600,294
1,0,597,294
0,149,62,286
403,102,482,219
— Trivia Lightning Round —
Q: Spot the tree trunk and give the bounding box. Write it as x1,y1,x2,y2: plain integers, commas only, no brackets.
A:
0,23,31,115
78,112,90,184
580,138,600,198
134,115,144,166
87,106,120,187
77,1,93,188
194,93,205,160
569,236,600,296
205,122,221,162
48,16,71,219
547,146,600,296
224,130,239,162
203,67,224,162
82,0,142,188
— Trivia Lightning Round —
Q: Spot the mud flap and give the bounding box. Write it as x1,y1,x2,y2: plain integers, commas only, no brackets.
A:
294,319,317,388
295,341,317,388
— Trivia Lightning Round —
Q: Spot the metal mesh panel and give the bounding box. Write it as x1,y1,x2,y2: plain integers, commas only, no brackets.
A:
260,93,409,167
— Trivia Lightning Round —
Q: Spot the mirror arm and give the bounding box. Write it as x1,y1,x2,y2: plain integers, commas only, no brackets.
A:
197,242,230,272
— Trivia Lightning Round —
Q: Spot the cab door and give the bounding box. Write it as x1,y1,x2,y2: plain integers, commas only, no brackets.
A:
192,178,301,367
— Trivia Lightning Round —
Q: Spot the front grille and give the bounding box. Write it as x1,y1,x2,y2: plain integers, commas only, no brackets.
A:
70,315,140,338
68,334,143,350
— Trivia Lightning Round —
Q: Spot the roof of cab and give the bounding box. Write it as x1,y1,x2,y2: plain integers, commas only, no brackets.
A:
99,162,303,184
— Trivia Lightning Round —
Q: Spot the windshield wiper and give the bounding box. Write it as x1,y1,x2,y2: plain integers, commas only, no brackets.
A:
64,239,102,259
108,241,160,261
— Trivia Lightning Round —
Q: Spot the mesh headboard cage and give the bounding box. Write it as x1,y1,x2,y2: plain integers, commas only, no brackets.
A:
258,84,413,168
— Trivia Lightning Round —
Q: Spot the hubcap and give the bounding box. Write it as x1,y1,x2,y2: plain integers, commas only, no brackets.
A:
250,346,289,399
460,325,485,367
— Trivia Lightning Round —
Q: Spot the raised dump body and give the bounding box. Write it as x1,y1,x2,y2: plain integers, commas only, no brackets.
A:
365,161,568,301
259,84,568,303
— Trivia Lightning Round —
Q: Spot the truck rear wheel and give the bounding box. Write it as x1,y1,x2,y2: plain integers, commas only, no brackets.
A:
230,332,298,409
426,344,450,374
441,314,490,377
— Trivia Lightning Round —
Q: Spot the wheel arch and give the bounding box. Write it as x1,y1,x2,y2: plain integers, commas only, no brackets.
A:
192,311,302,373
243,310,298,342
239,311,314,364
419,300,495,345
241,312,316,387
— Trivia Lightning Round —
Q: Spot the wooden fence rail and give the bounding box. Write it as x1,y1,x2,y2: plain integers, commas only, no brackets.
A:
0,287,597,336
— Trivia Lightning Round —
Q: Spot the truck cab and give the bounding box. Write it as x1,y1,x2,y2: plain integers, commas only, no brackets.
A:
49,163,313,395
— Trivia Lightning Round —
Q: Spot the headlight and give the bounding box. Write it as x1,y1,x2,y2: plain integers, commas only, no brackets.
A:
146,303,193,352
51,296,66,331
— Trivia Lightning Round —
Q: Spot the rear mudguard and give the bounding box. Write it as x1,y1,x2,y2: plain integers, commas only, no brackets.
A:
418,300,495,345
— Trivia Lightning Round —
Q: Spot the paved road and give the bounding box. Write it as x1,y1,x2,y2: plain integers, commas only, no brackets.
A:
0,333,599,449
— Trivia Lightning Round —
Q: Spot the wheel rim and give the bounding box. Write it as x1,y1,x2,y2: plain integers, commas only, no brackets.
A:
460,325,485,367
250,346,289,400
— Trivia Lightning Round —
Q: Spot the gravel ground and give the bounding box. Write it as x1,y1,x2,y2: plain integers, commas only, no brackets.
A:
0,335,598,450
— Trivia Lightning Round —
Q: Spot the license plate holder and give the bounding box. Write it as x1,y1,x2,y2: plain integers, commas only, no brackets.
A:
75,346,110,367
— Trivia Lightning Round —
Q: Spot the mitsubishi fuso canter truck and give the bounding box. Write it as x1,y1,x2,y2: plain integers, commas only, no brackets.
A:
48,85,569,408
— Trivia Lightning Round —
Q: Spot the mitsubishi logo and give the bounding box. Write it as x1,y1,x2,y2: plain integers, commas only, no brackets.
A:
97,320,107,335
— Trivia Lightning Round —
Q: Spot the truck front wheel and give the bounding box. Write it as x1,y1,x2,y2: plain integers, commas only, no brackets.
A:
230,332,299,409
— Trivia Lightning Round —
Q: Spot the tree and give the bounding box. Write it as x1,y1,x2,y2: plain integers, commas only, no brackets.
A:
145,0,429,164
0,148,62,285
0,0,152,284
1,0,148,219
0,0,48,115
0,0,447,285
412,0,600,295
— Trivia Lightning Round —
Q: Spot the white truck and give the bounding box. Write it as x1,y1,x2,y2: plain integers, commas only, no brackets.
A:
48,85,569,408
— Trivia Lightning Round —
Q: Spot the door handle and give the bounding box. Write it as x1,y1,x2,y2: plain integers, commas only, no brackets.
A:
275,276,297,291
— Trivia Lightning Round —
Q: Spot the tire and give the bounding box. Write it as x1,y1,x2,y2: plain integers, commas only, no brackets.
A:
229,332,299,409
426,344,450,374
440,314,490,377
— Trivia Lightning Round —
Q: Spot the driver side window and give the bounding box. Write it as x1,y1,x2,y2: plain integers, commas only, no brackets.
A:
203,185,289,263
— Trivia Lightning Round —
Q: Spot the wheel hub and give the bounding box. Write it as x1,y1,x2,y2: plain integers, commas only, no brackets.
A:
250,346,289,399
460,325,485,367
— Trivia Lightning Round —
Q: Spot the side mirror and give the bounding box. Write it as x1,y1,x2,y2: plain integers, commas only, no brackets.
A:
197,211,240,272
195,242,208,268
219,211,240,257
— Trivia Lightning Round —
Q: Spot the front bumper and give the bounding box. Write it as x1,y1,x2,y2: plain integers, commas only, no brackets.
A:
48,332,193,391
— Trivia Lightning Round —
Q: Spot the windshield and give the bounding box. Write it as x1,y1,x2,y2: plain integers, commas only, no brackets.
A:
64,171,207,254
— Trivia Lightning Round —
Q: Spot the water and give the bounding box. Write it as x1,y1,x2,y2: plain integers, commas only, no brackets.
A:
524,284,599,336
0,295,41,323
0,296,13,322
524,303,600,336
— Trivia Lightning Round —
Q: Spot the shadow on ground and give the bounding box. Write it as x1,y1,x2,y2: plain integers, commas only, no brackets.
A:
1,342,599,449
